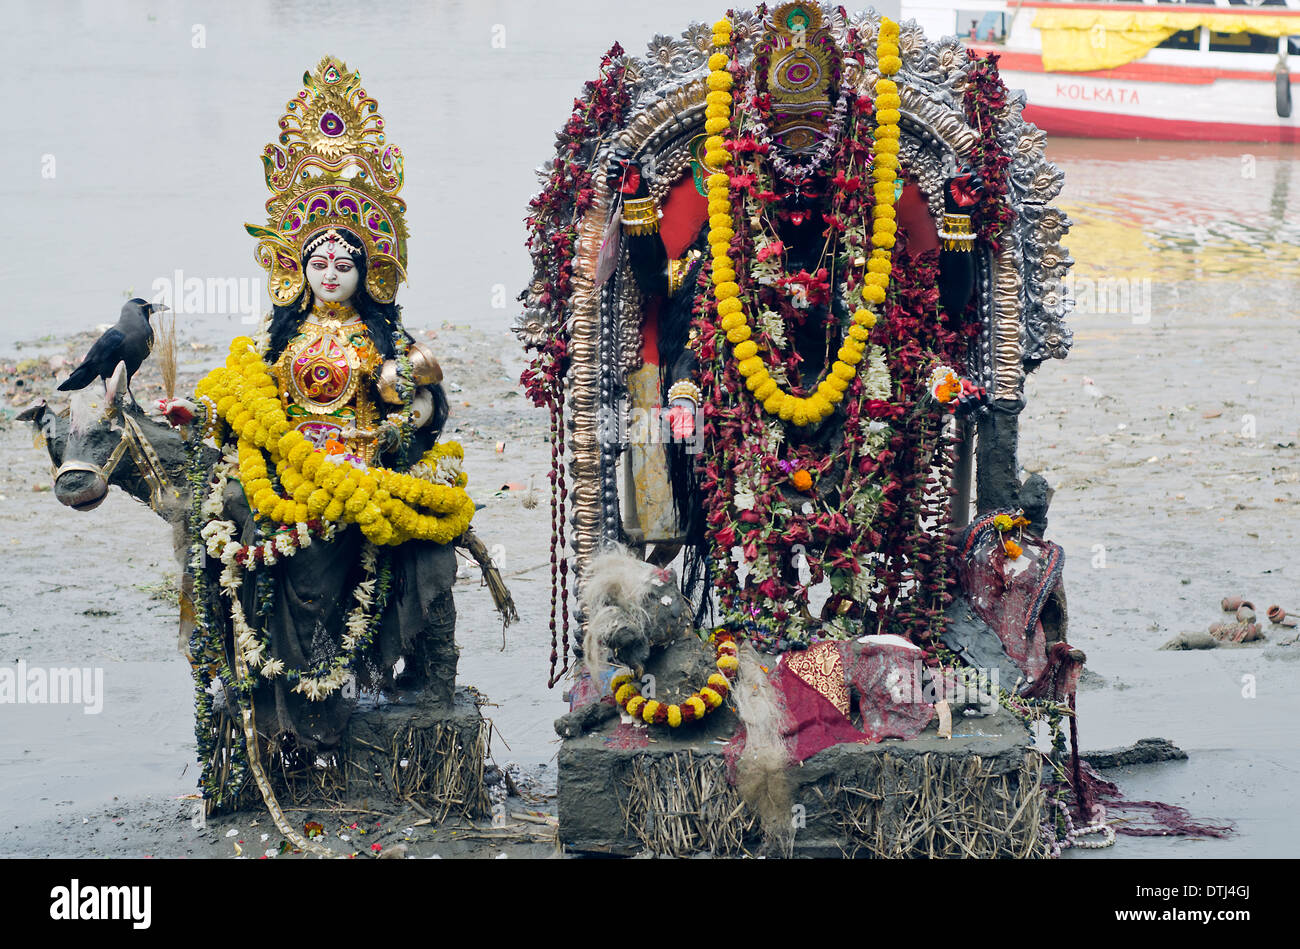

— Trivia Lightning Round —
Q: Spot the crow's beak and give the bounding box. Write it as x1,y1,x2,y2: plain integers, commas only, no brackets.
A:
147,303,170,317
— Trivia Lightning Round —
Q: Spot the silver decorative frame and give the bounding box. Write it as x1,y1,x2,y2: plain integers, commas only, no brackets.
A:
516,4,1074,578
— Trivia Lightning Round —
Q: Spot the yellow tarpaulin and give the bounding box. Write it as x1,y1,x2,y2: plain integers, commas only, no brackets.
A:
1032,8,1300,72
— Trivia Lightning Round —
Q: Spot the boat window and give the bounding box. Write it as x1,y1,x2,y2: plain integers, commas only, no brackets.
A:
1156,29,1201,51
1223,0,1287,7
957,9,1006,43
1207,31,1281,54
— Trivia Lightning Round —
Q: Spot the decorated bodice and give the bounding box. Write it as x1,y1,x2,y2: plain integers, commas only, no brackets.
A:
273,303,382,465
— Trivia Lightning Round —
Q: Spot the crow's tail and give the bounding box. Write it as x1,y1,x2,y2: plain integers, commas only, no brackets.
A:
57,363,95,392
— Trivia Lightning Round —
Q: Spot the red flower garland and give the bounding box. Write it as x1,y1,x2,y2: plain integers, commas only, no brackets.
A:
521,44,632,686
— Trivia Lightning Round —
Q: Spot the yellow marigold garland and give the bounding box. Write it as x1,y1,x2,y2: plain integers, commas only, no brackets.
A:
708,16,903,428
609,630,738,726
196,337,476,547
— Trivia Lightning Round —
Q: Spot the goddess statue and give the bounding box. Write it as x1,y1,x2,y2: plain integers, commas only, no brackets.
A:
520,4,1078,723
184,57,486,811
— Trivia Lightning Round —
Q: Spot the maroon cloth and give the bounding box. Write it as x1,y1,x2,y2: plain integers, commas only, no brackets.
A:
728,640,935,772
896,181,940,255
1024,640,1085,701
769,661,875,762
953,512,1067,690
846,637,935,740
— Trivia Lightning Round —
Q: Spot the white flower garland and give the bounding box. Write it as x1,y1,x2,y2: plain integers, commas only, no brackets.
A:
221,539,381,699
197,444,379,701
741,72,855,183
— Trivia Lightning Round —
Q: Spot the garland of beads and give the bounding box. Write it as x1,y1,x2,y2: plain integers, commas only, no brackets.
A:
195,337,475,547
705,15,902,428
610,630,739,726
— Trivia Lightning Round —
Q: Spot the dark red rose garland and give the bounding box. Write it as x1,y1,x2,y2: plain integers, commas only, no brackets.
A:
521,44,631,687
962,51,1016,250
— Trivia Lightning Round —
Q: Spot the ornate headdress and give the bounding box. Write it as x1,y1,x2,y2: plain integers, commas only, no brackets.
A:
763,3,837,152
245,57,408,305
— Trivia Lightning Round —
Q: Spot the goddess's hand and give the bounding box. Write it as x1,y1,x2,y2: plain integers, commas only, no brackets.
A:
666,399,697,440
154,397,197,428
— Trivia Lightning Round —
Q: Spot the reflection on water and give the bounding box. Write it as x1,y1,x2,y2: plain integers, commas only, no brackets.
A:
1048,139,1300,283
1,3,1297,353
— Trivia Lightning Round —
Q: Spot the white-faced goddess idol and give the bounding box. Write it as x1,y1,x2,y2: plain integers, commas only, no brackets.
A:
188,57,478,809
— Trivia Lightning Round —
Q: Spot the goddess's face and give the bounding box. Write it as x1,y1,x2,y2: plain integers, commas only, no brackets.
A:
306,241,359,303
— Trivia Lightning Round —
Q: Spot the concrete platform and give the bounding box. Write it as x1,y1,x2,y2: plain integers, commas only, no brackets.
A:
558,705,1045,857
210,686,491,821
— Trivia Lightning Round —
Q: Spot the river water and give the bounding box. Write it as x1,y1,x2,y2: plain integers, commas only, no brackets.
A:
3,2,1292,346
2,2,1298,858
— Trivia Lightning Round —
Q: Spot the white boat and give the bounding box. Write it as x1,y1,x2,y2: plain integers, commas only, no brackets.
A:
901,0,1300,142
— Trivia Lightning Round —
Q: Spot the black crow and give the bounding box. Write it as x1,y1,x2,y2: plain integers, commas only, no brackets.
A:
57,299,167,401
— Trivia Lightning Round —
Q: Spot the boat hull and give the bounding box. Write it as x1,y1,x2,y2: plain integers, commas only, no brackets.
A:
989,51,1300,143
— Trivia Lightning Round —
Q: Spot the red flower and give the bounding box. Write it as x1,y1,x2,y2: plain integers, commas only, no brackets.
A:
831,172,862,194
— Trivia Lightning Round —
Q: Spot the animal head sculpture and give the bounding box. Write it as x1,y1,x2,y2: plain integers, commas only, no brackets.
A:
46,362,188,517
580,547,691,680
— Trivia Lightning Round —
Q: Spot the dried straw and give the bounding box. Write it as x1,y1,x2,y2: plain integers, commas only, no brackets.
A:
611,748,1046,858
154,307,178,400
820,752,1047,858
204,703,491,823
620,752,760,857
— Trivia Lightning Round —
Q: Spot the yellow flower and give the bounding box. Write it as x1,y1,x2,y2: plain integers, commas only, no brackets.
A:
993,514,1013,532
667,705,683,727
641,700,662,723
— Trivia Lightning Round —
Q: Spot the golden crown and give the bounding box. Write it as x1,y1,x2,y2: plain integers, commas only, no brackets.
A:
764,3,836,151
245,56,408,305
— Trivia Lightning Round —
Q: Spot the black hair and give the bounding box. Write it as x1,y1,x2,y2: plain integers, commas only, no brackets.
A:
264,227,409,363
